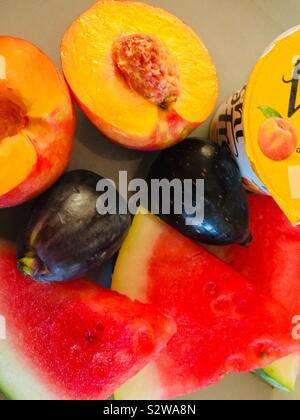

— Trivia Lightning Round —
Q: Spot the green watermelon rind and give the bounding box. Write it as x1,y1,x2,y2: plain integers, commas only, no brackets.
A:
255,353,300,392
0,387,13,401
254,369,290,392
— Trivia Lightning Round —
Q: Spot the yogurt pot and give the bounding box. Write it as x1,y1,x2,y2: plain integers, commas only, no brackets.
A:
210,26,300,225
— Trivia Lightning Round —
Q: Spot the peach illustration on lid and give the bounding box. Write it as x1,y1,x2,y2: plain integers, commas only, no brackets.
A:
211,26,300,225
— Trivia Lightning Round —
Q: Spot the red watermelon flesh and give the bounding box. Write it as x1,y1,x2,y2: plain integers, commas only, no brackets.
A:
113,212,300,400
0,241,176,400
208,194,300,314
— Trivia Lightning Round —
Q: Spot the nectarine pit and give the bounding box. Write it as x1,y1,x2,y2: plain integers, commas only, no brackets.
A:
112,34,180,109
0,84,28,141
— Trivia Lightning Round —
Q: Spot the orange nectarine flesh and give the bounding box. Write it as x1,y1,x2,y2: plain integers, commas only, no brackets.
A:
61,1,218,146
0,38,71,119
0,83,37,196
0,134,37,196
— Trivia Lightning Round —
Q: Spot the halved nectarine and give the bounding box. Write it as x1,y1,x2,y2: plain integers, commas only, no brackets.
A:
61,0,218,150
0,37,75,208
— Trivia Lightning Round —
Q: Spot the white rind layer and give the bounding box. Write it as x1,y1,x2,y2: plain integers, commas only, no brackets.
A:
112,210,164,303
0,338,57,400
112,211,165,400
262,353,300,392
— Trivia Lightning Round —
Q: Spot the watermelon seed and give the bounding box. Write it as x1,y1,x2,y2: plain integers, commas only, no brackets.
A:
86,332,95,343
260,351,268,360
204,282,219,297
252,342,276,361
211,296,234,314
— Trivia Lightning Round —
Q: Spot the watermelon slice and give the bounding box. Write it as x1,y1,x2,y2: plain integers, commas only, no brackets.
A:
208,195,300,314
0,241,176,400
112,211,300,400
208,194,300,391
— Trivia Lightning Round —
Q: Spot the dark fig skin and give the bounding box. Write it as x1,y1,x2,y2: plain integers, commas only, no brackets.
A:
17,170,131,283
147,138,251,246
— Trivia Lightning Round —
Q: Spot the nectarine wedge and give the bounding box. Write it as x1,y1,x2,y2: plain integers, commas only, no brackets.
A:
61,0,218,150
0,37,75,208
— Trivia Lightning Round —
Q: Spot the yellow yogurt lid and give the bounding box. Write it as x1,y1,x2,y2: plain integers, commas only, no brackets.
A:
244,26,300,225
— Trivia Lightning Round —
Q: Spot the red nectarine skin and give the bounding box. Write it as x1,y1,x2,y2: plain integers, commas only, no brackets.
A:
0,37,75,208
0,106,75,208
258,117,297,161
75,90,197,151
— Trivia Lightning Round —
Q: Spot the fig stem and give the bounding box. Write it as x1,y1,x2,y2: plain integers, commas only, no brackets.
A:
18,257,40,278
240,233,253,248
